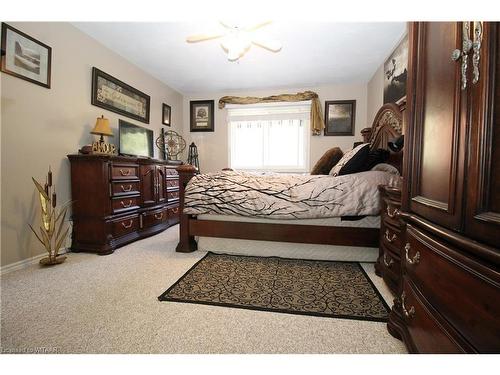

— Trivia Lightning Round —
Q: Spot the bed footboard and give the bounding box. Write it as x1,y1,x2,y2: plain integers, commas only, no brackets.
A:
175,164,198,252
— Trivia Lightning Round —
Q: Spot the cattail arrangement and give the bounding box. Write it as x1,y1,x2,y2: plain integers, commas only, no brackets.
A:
29,166,71,266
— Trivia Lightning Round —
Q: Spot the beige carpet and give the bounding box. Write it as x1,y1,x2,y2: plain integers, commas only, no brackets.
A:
0,225,407,354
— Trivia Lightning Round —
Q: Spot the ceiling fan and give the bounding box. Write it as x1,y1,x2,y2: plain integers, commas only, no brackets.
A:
186,21,282,62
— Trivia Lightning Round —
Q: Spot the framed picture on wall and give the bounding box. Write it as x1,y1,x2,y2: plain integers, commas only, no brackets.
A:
190,100,215,132
162,103,171,126
383,34,408,104
91,67,150,124
324,100,356,136
0,23,52,88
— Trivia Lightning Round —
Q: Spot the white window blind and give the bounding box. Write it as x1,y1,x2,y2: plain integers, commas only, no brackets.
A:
228,102,310,172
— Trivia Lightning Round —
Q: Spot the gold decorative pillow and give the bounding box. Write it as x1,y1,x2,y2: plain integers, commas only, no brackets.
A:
310,147,344,175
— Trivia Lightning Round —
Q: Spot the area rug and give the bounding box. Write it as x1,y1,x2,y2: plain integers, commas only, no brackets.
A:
158,252,390,322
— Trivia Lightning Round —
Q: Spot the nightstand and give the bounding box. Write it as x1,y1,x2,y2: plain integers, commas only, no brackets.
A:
375,184,403,294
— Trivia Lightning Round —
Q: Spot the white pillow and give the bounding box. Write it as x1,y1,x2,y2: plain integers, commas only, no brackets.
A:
371,163,400,175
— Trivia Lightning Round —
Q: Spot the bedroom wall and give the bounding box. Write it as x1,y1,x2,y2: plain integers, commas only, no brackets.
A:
0,22,183,267
367,64,384,124
182,84,368,173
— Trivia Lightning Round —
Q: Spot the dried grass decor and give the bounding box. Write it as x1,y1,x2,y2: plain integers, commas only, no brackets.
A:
29,166,71,266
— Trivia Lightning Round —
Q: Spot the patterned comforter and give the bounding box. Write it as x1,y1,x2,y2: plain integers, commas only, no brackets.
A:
183,170,400,219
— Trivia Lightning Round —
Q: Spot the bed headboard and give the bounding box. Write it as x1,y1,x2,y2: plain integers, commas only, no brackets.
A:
361,102,404,172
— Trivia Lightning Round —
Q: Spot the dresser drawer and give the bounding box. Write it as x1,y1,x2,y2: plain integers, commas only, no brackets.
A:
166,178,179,189
111,215,140,238
167,190,180,202
110,181,140,197
165,168,179,176
142,208,168,229
400,277,465,353
405,224,500,352
168,205,180,225
383,198,401,227
110,164,139,180
111,196,140,214
381,223,403,253
379,242,401,293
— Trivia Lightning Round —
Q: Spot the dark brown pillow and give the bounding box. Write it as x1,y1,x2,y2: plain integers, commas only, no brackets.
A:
310,147,344,175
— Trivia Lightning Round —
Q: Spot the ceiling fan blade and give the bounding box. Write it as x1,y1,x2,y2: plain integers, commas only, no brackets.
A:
186,33,225,43
251,37,282,52
244,20,273,32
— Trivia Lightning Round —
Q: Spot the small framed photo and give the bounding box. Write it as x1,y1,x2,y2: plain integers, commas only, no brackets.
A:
162,103,171,126
1,23,52,88
190,100,214,132
324,100,356,136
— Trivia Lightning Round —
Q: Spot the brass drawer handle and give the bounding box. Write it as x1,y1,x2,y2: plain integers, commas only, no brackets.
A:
154,213,164,220
384,229,397,243
121,219,133,229
405,243,420,265
383,252,394,268
401,291,415,319
121,184,132,192
120,200,133,208
386,206,400,218
171,207,179,214
119,169,131,176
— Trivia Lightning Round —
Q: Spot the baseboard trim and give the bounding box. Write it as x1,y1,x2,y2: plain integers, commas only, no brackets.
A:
1,249,69,276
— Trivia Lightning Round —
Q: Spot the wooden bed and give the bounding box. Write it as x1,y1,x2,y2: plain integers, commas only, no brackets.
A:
175,103,403,253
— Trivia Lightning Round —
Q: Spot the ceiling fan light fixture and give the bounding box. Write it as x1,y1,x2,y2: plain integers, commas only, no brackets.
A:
220,32,251,61
186,20,281,62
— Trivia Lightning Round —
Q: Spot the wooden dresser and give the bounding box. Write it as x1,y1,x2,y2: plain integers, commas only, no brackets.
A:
375,185,403,294
388,22,500,353
67,154,180,254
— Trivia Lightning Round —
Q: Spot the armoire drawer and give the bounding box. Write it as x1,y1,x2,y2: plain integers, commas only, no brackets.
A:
401,277,465,353
405,224,500,352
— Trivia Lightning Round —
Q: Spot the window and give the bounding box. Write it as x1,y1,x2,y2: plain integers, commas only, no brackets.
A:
228,102,310,172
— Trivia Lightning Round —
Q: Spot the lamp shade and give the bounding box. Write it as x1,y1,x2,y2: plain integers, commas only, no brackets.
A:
91,115,113,137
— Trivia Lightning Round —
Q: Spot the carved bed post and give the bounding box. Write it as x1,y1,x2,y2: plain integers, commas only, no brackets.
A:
361,127,372,143
175,164,198,253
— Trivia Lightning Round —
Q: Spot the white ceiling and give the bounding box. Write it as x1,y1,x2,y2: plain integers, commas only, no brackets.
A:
73,22,406,94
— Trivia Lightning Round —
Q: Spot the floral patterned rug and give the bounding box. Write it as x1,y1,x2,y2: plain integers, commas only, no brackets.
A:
158,252,390,322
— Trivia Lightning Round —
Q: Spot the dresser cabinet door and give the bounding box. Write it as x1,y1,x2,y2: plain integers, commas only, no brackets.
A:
156,167,167,204
465,22,500,248
406,22,468,230
140,164,156,206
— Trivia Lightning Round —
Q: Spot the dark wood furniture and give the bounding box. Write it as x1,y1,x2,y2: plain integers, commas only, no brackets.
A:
388,22,500,353
375,184,403,294
175,103,404,253
67,154,180,255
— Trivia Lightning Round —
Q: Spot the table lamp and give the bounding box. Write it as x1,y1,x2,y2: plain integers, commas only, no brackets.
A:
90,115,116,154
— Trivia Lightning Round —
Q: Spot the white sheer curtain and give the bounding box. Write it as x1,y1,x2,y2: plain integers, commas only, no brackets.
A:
227,102,310,172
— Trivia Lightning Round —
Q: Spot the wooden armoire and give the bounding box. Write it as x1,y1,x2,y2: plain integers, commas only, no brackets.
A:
388,22,500,353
